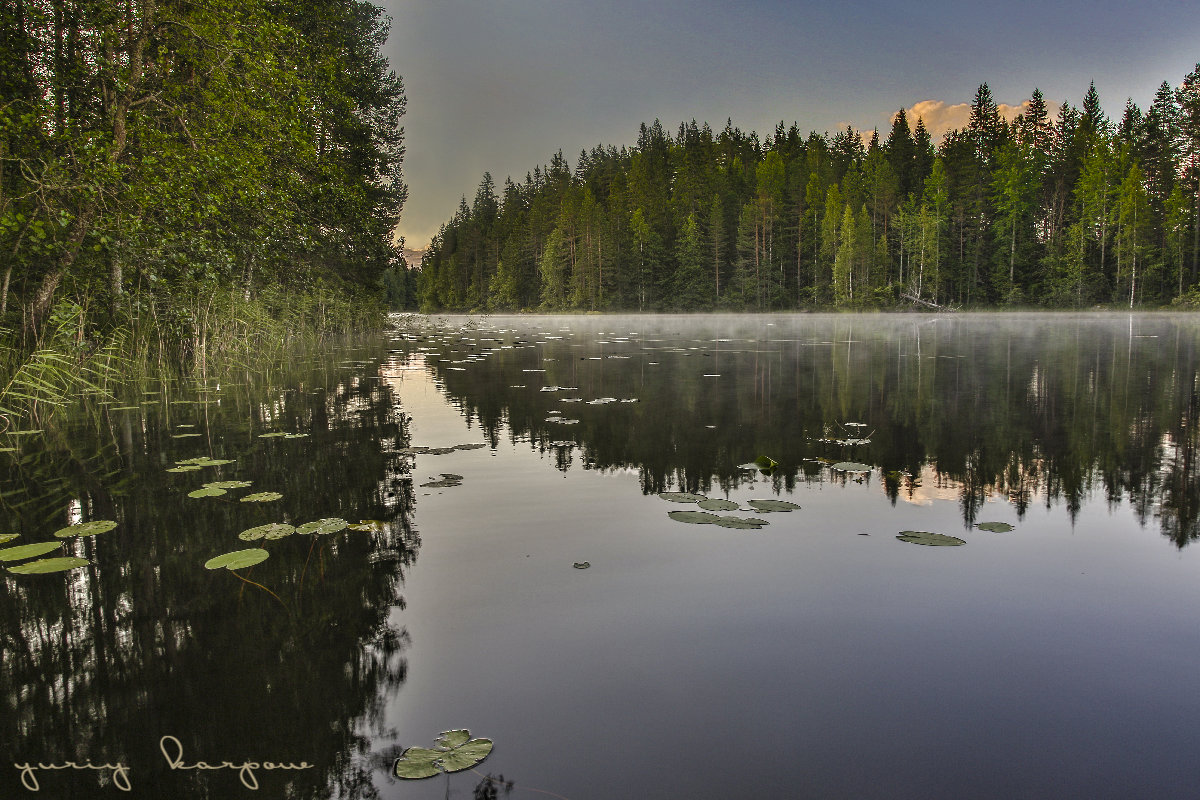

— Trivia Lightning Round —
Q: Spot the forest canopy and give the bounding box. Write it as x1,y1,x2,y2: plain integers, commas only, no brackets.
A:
419,70,1200,312
1,0,411,352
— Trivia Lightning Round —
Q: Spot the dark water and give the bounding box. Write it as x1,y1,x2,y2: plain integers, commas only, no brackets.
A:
3,313,1200,799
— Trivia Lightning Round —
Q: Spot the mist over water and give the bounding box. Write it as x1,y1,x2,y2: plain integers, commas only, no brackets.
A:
3,313,1199,799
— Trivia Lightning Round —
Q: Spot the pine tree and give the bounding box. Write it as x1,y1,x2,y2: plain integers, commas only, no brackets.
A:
672,213,708,309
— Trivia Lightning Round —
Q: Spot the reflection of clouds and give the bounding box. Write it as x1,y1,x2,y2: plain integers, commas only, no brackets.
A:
894,99,1040,142
891,465,1005,507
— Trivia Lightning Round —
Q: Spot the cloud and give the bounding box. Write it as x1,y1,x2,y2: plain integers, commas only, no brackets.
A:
894,99,1039,142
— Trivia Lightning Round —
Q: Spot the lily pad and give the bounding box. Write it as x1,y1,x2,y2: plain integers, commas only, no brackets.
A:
393,747,443,779
240,491,283,502
667,510,722,524
239,523,295,541
831,462,872,473
348,520,385,532
258,432,288,438
171,433,202,439
754,455,779,470
283,433,309,439
166,465,203,473
204,548,270,570
697,498,740,511
204,480,253,490
976,521,1014,532
188,487,227,498
0,541,63,561
659,492,707,503
745,499,801,512
896,530,966,547
53,520,117,538
393,730,494,780
713,516,770,529
176,457,234,467
8,556,90,574
454,443,486,450
0,534,18,544
296,518,349,535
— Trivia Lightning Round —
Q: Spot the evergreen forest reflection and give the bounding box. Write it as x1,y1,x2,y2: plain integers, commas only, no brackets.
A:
0,345,418,799
404,313,1200,549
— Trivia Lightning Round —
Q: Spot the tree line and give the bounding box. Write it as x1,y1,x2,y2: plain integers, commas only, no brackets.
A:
418,69,1200,312
1,0,410,355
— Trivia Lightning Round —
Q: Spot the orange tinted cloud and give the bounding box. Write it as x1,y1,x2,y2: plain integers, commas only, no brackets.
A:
896,99,1040,142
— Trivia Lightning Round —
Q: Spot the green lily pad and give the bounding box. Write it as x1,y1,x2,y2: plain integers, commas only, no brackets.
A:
188,487,227,498
831,462,872,473
203,548,270,570
976,521,1014,532
754,455,779,470
659,492,707,503
0,541,62,561
258,432,288,438
667,510,722,524
296,518,349,535
53,520,117,538
393,730,494,780
347,520,385,532
697,498,740,511
897,531,966,547
240,491,283,502
204,480,253,490
166,465,203,473
176,457,234,466
393,747,442,779
745,499,801,512
713,516,770,529
8,556,90,574
283,433,309,439
172,433,202,438
239,523,295,541
0,534,19,544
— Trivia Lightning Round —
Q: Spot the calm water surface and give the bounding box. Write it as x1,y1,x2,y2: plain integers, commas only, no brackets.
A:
3,313,1200,799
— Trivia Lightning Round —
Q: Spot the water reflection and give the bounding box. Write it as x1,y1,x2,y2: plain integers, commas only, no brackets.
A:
0,347,418,799
398,313,1200,548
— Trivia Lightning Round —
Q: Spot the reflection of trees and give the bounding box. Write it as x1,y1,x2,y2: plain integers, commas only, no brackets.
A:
0,347,418,799
416,314,1200,547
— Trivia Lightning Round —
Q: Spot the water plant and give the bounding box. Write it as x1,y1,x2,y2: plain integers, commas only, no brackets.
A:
896,531,966,546
393,729,494,779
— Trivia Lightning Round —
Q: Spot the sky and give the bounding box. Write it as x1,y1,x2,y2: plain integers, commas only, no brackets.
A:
381,0,1200,250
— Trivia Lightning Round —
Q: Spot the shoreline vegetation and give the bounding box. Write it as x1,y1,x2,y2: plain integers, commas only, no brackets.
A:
419,70,1200,315
1,0,416,423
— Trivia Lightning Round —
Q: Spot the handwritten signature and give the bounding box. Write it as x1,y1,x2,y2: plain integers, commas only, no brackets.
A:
13,735,313,791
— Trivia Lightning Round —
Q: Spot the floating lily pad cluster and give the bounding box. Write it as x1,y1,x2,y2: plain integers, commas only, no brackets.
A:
397,443,486,455
894,521,1016,546
394,730,494,780
657,491,801,530
1,519,118,575
420,473,463,489
167,456,235,473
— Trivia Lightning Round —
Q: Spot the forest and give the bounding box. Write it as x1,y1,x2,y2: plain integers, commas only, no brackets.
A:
0,0,414,367
419,70,1200,312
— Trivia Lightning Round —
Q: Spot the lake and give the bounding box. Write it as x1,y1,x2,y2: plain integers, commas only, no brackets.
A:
3,312,1200,799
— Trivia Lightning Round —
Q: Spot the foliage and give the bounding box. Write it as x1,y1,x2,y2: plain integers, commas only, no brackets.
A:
0,0,411,400
420,68,1200,311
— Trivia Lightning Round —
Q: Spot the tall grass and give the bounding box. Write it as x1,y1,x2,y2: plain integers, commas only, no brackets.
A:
0,283,386,428
0,309,127,429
